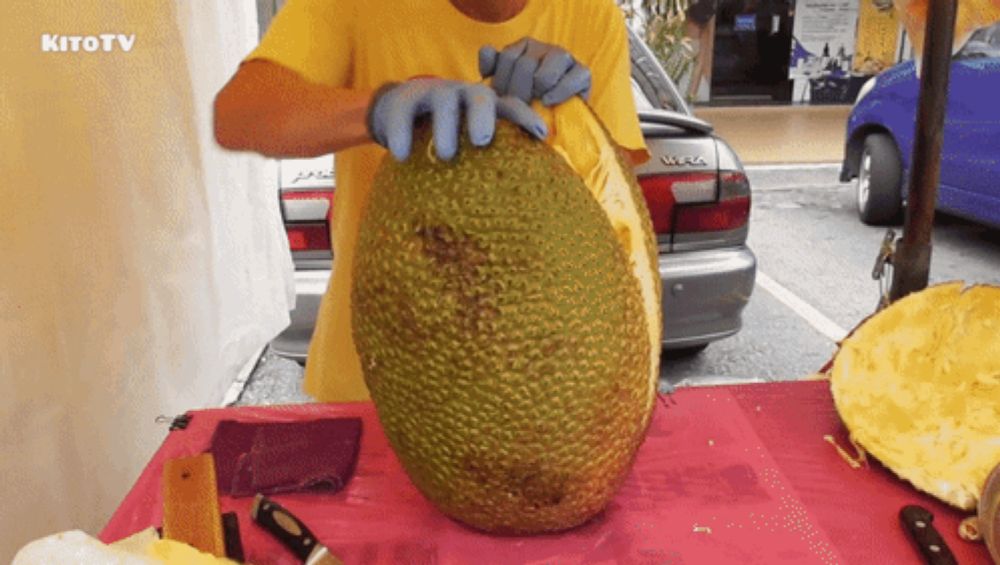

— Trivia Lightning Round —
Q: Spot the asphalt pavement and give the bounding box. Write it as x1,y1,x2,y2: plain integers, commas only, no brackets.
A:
661,163,1000,389
236,163,1000,405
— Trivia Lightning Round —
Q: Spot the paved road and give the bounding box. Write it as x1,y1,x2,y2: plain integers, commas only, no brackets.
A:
661,164,1000,390
238,164,1000,404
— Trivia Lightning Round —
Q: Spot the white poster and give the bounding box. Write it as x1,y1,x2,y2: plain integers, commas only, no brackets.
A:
789,0,860,103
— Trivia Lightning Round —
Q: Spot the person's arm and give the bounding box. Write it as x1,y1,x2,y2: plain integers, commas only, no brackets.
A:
215,61,546,162
213,59,373,158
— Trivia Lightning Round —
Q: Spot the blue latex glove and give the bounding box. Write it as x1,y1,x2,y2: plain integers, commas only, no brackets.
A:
367,78,548,162
479,38,592,106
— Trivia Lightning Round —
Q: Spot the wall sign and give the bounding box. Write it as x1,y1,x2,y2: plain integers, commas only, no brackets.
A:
789,0,860,103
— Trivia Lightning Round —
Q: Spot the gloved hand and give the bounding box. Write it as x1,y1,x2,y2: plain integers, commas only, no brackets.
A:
367,78,547,162
479,38,592,106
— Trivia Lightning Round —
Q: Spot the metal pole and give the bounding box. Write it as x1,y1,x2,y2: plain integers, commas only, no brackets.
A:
889,0,959,302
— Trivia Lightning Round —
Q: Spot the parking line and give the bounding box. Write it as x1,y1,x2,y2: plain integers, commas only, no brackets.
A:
756,272,849,343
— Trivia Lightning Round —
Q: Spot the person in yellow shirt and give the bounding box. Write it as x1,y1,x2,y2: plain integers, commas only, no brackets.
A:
214,0,647,402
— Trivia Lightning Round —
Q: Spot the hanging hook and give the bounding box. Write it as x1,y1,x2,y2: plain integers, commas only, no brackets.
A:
872,229,898,311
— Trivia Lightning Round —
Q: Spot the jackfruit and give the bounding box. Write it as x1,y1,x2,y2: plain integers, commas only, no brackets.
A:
352,100,660,534
830,282,1000,510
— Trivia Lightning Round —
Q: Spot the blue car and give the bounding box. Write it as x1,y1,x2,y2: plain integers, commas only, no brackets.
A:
841,22,1000,227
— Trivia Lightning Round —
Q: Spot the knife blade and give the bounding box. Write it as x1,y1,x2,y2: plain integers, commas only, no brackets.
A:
250,494,343,565
900,505,958,565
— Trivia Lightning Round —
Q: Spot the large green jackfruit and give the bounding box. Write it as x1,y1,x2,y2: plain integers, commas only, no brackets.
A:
830,282,1000,510
352,101,660,534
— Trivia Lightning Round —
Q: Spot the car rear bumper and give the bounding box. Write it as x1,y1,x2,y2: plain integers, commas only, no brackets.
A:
660,246,757,349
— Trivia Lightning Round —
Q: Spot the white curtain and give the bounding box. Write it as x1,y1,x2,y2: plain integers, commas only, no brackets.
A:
0,1,293,559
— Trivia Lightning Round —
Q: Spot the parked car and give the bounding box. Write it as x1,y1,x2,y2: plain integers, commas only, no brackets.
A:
841,22,1000,227
270,30,757,362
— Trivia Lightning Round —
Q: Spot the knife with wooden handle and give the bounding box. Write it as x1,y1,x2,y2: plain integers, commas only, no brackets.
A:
900,505,958,565
250,494,343,565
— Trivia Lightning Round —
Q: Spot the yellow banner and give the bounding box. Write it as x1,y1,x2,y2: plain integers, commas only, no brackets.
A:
854,1,900,75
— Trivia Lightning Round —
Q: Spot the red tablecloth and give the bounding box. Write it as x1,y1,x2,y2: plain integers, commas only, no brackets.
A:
101,381,991,564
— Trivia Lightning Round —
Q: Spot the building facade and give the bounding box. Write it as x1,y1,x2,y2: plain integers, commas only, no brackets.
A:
676,0,911,106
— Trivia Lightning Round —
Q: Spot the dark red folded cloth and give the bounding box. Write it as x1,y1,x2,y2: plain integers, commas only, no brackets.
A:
208,418,362,497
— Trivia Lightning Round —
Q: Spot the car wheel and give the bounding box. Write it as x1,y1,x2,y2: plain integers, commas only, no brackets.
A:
856,133,903,225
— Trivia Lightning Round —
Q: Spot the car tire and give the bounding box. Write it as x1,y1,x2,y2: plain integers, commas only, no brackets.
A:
662,343,709,360
856,133,903,225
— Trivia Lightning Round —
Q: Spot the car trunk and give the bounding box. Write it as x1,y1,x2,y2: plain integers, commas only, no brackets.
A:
633,110,751,254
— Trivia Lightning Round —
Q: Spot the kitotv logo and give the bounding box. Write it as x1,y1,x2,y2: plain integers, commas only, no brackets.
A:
41,34,136,53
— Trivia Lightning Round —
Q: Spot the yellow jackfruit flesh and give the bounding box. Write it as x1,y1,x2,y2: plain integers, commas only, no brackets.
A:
547,101,662,393
830,282,1000,510
352,101,660,534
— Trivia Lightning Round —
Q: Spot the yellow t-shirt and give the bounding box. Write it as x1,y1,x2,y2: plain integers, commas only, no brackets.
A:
247,0,647,402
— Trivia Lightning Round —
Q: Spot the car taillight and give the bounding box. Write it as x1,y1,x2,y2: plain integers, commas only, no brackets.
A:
638,172,717,234
676,172,751,233
286,223,331,252
281,190,333,222
281,190,334,252
638,171,751,235
638,175,676,233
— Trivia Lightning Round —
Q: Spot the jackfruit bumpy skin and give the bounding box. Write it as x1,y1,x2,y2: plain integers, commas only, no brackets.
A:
830,282,1000,510
352,121,654,534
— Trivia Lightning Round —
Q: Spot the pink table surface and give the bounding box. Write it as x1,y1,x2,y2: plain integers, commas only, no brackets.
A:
101,381,991,564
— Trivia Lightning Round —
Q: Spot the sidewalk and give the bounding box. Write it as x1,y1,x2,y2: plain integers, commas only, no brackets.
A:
232,348,310,406
693,105,851,165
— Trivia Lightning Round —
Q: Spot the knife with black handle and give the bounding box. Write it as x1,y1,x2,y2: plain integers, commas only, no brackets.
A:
900,505,958,565
250,494,343,565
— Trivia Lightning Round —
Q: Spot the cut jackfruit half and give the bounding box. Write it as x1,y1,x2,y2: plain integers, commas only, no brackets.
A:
543,98,662,407
830,282,1000,510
